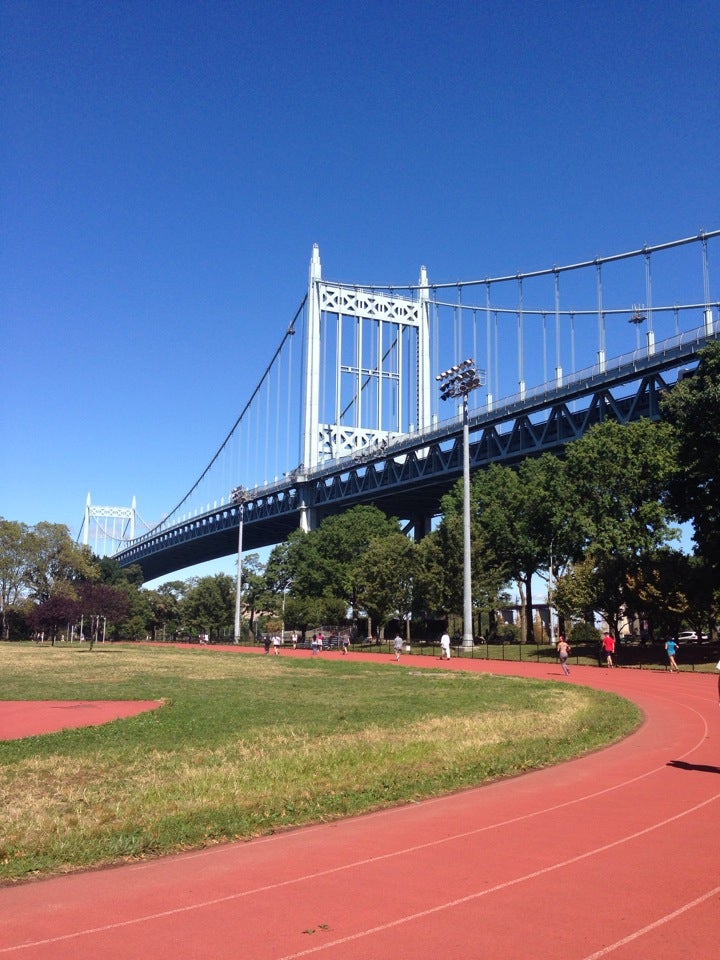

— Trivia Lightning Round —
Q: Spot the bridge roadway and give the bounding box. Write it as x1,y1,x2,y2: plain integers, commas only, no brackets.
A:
116,325,717,582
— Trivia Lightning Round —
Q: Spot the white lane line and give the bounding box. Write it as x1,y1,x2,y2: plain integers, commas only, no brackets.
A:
579,885,720,959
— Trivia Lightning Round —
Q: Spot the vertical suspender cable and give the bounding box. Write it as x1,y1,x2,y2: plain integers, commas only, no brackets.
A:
432,293,439,421
254,388,260,485
485,282,492,406
275,351,282,478
701,234,714,336
298,301,307,467
377,314,383,433
644,249,654,334
357,309,363,433
320,310,328,452
285,325,293,472
596,261,606,370
453,298,459,363
472,309,478,385
554,269,562,385
494,311,499,402
457,285,463,361
335,309,342,441
264,372,271,483
517,276,525,396
702,234,711,306
643,248,655,355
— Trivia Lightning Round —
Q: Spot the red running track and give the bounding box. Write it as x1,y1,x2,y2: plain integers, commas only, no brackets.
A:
0,700,162,741
1,653,719,959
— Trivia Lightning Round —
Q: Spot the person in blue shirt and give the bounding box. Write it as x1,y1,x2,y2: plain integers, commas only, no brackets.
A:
665,638,679,672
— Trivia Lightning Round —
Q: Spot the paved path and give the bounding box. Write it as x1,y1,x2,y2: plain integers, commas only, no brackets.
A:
1,654,718,959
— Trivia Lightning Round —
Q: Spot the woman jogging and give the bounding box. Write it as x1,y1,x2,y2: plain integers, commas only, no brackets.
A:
557,636,571,676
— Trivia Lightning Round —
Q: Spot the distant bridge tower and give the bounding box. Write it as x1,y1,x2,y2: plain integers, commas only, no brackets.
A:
82,493,137,557
302,244,431,472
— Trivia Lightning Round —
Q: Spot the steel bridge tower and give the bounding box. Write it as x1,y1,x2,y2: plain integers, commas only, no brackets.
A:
301,245,431,531
302,244,431,467
82,493,137,557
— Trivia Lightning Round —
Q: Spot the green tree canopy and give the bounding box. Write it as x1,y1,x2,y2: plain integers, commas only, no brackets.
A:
354,532,418,638
661,341,720,580
461,454,572,642
555,417,680,636
181,573,236,638
287,505,401,613
0,519,30,639
24,522,96,602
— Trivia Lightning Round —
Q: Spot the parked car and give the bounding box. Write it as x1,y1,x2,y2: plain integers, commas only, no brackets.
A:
676,631,709,643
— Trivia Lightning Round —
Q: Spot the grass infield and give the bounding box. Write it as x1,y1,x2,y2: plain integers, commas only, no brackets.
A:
0,643,641,884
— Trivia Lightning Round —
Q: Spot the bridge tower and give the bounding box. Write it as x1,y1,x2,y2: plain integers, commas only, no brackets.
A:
82,493,137,557
302,244,431,472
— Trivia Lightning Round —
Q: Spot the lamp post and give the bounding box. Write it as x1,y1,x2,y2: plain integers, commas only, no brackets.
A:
231,485,247,644
548,540,556,646
436,359,485,647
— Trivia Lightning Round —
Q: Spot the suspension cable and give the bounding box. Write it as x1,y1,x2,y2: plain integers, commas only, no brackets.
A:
326,230,720,293
151,295,307,531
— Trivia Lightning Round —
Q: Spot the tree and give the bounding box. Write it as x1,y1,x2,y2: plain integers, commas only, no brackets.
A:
280,593,346,635
287,505,401,615
95,556,144,588
412,531,453,618
76,582,130,649
623,548,700,641
661,341,720,582
465,454,574,642
553,554,626,637
354,533,418,639
144,581,185,641
428,507,509,637
254,542,292,625
28,594,81,645
0,519,30,639
180,573,236,639
562,418,680,635
24,522,96,602
263,541,293,597
239,554,266,635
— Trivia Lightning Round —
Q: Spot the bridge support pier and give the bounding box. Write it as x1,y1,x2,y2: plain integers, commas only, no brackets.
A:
412,514,433,541
299,500,317,534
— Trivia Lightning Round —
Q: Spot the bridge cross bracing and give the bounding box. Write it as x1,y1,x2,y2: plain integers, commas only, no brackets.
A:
108,230,720,581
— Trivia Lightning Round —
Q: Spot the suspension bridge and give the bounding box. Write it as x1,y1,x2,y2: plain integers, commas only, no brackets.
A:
83,230,720,582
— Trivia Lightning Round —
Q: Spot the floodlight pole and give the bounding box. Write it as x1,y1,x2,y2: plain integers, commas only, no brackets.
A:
460,389,473,647
232,487,246,643
436,360,484,648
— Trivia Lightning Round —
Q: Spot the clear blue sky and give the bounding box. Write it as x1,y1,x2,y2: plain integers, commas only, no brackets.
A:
3,0,718,581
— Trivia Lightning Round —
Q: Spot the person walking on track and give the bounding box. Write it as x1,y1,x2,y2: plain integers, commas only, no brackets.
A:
601,632,615,667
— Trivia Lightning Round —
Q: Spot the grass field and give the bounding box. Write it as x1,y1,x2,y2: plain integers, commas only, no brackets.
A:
0,643,641,884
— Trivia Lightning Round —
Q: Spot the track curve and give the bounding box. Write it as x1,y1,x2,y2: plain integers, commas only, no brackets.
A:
1,654,718,959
